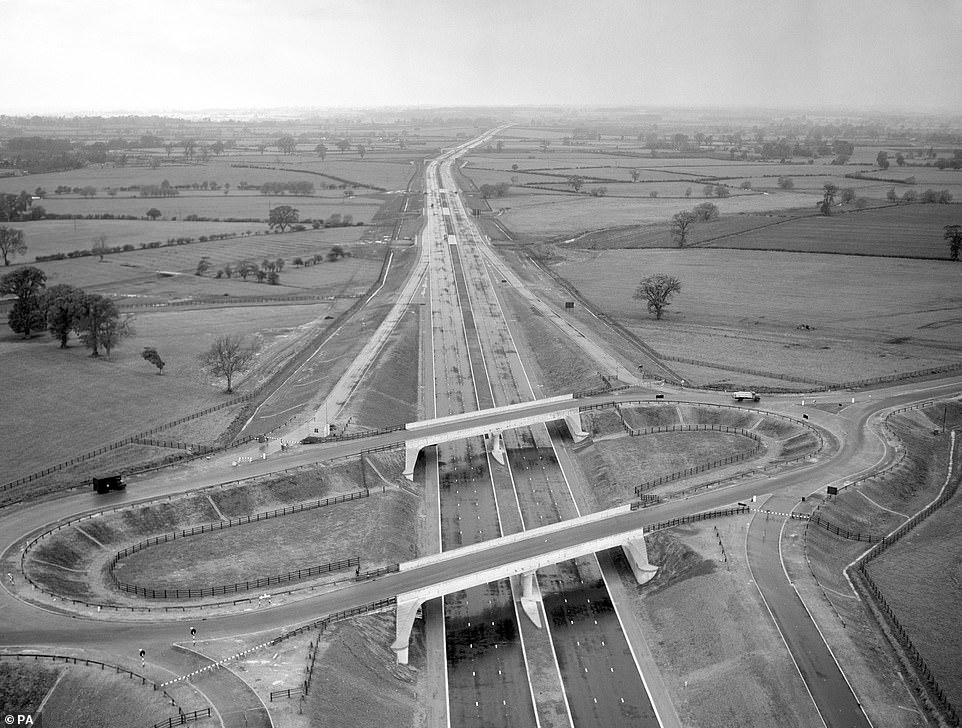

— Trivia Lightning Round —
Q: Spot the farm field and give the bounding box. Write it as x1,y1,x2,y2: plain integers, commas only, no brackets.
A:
14,218,255,259
696,203,962,258
0,152,424,195
0,300,349,483
26,231,380,294
552,248,962,385
33,192,382,225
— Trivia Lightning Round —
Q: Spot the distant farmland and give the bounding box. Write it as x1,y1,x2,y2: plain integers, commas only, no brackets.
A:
695,204,961,259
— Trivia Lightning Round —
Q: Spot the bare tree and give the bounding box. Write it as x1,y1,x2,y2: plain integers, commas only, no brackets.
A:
201,335,259,393
634,274,682,320
670,211,697,247
92,234,109,261
0,225,26,265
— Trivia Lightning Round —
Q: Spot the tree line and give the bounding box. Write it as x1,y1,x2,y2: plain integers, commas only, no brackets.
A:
0,267,134,356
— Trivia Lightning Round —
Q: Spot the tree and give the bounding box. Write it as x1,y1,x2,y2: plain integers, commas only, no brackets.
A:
945,225,962,261
142,346,165,374
0,226,26,265
277,135,297,155
236,261,259,280
201,335,259,393
328,245,345,261
99,311,134,359
634,274,682,320
896,152,905,167
92,234,108,261
629,169,641,182
315,143,328,160
268,205,299,232
0,266,46,337
195,257,211,276
714,185,730,198
703,184,715,197
42,284,83,348
75,293,128,357
540,139,550,153
840,188,856,204
670,211,697,247
182,139,197,160
692,202,719,221
876,151,890,170
820,183,838,215
356,144,366,159
146,207,161,221
336,139,351,154
777,177,794,189
567,175,584,192
886,188,899,202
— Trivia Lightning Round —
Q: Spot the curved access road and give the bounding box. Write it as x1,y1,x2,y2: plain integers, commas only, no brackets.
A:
2,379,960,725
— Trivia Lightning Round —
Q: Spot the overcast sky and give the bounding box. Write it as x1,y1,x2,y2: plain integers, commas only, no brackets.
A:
4,0,961,115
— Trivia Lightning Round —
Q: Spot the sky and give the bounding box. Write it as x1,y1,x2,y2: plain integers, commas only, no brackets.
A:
3,0,961,115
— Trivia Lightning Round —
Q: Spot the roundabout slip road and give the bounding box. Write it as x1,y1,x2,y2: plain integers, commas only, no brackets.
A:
1,376,960,727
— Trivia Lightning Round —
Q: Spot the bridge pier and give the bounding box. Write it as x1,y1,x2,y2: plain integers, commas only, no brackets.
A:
487,430,505,465
622,533,658,584
516,571,542,628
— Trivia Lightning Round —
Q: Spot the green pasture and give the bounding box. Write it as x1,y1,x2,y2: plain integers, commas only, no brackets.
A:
0,302,340,482
28,229,378,292
12,218,253,259
698,203,962,258
34,192,382,225
553,248,962,383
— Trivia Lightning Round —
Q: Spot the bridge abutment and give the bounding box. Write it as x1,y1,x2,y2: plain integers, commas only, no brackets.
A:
623,534,658,584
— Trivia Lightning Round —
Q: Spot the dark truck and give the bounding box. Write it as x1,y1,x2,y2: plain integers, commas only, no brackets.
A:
92,475,126,494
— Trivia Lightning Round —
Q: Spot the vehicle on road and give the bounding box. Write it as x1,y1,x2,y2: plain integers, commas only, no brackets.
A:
732,391,761,402
92,475,126,494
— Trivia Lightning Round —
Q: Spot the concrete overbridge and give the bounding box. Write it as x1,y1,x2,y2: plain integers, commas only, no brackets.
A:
402,394,589,480
389,505,657,664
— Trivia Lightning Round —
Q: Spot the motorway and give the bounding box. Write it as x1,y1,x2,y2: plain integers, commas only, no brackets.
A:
2,125,961,728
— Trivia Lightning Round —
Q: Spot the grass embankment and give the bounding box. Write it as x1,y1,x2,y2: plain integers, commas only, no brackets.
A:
0,660,59,715
38,665,176,728
612,518,822,728
25,459,415,603
496,279,604,396
305,613,422,728
862,403,962,711
347,293,421,429
789,404,962,726
576,404,815,508
118,489,416,587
